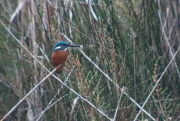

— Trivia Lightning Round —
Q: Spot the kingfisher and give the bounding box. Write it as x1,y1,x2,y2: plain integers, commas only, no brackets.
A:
51,42,80,74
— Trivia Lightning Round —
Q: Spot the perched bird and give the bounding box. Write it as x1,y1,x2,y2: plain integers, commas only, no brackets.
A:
51,42,80,74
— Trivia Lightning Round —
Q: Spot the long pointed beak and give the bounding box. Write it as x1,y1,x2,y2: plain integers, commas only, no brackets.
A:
68,44,80,47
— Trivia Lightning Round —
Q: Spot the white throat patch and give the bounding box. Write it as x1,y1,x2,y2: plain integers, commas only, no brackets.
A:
64,48,68,51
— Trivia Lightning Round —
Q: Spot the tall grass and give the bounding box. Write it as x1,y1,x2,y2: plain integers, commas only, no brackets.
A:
0,0,180,120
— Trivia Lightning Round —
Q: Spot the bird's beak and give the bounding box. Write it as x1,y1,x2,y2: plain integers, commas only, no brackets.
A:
68,44,80,47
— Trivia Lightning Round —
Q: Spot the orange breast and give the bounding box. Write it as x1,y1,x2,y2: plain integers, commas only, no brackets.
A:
51,50,68,73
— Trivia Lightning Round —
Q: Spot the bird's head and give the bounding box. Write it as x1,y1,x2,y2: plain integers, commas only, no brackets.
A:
53,42,80,52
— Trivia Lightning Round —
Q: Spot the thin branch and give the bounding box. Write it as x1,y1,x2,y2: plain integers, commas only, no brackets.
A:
36,67,75,121
0,67,57,121
158,10,180,81
134,47,180,121
10,0,26,22
0,79,14,90
54,77,113,120
69,97,80,121
36,94,68,121
112,87,125,121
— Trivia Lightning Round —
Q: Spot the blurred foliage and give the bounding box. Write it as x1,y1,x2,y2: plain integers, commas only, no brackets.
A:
0,0,180,121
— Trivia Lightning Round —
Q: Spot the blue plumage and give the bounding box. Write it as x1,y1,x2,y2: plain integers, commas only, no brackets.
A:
53,42,68,52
